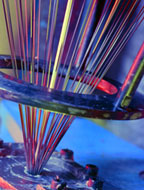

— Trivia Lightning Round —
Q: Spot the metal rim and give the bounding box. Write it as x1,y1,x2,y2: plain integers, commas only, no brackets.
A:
0,55,144,120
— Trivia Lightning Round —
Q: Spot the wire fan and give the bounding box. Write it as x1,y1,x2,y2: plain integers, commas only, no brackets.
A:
0,0,143,174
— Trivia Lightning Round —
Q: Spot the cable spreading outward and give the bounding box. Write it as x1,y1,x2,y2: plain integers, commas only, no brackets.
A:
0,0,143,174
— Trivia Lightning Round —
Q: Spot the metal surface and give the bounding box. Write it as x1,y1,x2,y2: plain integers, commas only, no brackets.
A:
1,125,144,190
114,43,144,110
0,56,144,120
0,143,104,190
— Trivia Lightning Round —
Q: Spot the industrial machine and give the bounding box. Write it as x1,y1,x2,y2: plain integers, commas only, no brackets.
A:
0,0,144,189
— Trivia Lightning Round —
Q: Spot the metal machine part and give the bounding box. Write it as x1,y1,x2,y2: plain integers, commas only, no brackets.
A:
0,0,144,120
0,142,105,190
0,55,144,120
1,141,144,190
0,0,144,189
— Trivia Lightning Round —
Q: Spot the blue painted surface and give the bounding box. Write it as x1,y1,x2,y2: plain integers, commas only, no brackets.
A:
0,101,14,142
